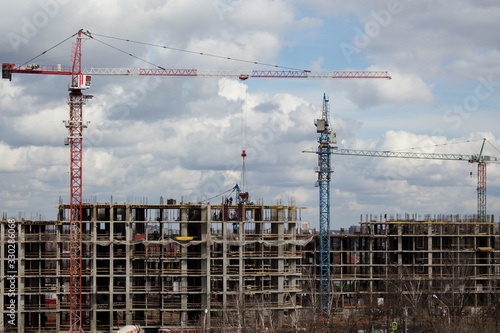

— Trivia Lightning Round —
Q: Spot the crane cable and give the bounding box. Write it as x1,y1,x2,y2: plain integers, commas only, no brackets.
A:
201,186,236,203
89,31,307,71
240,79,248,193
486,139,500,155
241,81,247,152
395,138,484,153
83,31,166,70
18,30,163,71
21,31,79,66
19,29,308,76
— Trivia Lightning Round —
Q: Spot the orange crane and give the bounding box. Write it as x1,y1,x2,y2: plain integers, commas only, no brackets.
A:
330,139,499,222
2,29,391,332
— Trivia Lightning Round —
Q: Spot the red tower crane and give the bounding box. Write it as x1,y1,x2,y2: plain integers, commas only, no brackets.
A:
2,29,391,332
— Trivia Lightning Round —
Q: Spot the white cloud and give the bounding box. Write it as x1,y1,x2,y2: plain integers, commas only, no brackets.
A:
326,67,434,108
0,142,66,172
231,0,295,31
218,78,244,102
11,106,67,145
351,1,500,80
373,69,435,106
1,1,500,229
296,17,324,32
0,142,29,172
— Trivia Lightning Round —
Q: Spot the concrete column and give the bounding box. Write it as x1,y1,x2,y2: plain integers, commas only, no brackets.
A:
125,205,132,325
180,207,189,324
369,234,373,297
91,214,98,332
56,223,62,332
17,222,24,333
288,209,297,328
272,208,285,326
109,204,114,329
239,204,245,299
91,204,97,222
202,205,211,327
222,207,228,314
427,225,433,280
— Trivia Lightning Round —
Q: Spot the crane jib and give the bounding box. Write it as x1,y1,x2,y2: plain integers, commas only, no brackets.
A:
332,149,474,161
3,63,391,79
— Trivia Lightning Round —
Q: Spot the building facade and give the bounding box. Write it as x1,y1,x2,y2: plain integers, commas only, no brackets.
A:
1,201,307,332
300,213,500,322
1,208,500,332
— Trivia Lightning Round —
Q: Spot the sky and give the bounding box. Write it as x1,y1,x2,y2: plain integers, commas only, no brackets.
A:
1,0,499,229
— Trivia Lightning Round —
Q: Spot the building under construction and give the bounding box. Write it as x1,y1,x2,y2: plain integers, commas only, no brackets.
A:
301,213,500,316
1,204,500,332
1,200,309,332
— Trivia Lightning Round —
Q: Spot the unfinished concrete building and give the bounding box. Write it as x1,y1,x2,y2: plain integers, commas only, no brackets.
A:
300,213,500,318
0,200,309,332
2,208,500,332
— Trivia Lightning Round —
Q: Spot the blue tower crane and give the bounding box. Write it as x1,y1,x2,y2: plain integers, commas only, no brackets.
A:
314,94,336,316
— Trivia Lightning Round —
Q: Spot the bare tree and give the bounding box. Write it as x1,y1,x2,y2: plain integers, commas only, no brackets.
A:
297,268,320,333
438,252,475,333
224,290,247,332
400,266,426,332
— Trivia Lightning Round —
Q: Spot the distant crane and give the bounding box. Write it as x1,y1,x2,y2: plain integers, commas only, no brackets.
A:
330,138,498,222
2,29,391,330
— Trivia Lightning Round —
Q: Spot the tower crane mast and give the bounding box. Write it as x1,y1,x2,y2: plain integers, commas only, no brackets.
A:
331,138,498,222
315,94,336,316
2,29,391,330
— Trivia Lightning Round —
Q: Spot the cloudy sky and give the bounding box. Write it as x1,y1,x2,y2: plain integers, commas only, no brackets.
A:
1,0,499,229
